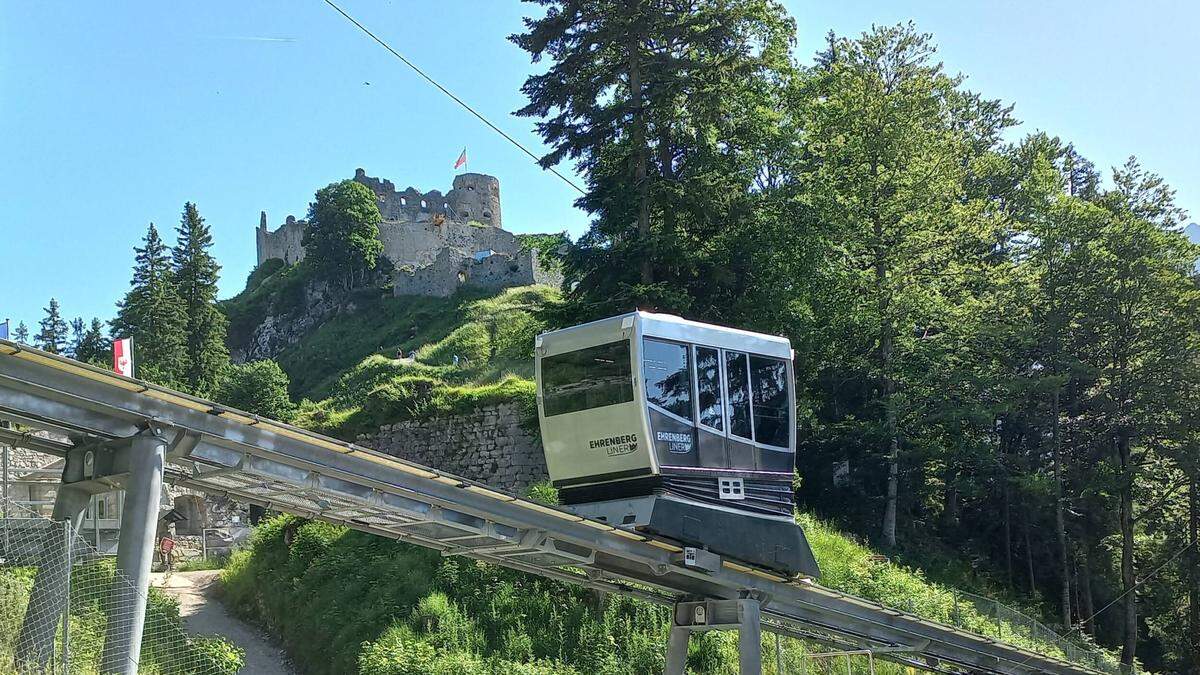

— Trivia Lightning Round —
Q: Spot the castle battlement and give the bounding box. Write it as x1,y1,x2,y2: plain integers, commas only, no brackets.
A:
353,168,501,228
255,169,560,297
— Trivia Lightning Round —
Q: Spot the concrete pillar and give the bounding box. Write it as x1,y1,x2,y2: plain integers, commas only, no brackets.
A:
100,432,165,675
14,483,90,669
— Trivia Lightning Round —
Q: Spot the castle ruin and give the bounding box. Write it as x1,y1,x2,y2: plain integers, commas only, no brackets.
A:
255,169,561,297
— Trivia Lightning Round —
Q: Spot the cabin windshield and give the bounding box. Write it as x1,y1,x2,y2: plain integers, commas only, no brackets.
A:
642,338,792,451
541,340,634,417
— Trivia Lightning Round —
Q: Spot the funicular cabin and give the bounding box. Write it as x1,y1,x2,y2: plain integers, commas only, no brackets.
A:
535,312,820,578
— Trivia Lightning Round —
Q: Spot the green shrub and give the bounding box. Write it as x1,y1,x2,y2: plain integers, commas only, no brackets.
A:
244,258,286,294
214,360,297,422
524,480,559,506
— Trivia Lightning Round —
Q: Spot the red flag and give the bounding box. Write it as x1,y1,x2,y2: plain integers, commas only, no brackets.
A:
113,338,133,377
454,148,467,170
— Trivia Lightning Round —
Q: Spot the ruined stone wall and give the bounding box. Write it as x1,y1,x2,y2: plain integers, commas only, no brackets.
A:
357,403,547,494
256,213,307,266
379,218,521,270
392,247,562,298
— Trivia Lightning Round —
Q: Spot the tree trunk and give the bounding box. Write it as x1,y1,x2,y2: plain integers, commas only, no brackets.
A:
1079,543,1096,637
1052,387,1072,630
1004,482,1013,585
874,160,899,548
626,16,652,289
1189,473,1200,674
1024,510,1036,596
1118,432,1137,668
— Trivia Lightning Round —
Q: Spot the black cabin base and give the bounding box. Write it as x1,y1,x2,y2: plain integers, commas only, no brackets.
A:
566,493,821,579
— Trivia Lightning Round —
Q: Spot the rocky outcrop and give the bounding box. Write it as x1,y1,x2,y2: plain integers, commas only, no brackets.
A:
230,280,357,363
356,403,547,494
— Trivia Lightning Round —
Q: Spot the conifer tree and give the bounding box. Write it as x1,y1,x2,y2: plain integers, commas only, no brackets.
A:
111,223,187,386
37,298,69,354
69,317,85,357
13,321,29,344
173,202,229,395
75,318,109,366
512,0,795,316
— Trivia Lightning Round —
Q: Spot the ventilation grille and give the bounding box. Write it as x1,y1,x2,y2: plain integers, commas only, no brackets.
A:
661,474,793,516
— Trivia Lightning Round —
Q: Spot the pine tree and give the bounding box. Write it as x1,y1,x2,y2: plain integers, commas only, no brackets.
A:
173,202,229,395
111,223,187,386
75,318,109,366
69,317,86,357
13,321,29,344
37,298,69,354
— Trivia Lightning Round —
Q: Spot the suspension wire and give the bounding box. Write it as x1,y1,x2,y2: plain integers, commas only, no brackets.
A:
319,0,586,195
1016,539,1195,670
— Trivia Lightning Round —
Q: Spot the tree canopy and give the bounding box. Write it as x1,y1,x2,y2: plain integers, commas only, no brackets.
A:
303,180,384,290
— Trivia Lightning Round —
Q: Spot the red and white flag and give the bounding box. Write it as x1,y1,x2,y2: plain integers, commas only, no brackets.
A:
453,148,467,170
113,338,133,377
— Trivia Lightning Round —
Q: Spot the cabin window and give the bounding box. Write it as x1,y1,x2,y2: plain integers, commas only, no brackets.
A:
695,346,723,431
643,339,692,421
542,340,633,417
750,355,789,448
725,351,752,440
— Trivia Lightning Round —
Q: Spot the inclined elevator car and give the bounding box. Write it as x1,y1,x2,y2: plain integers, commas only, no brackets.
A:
534,311,820,578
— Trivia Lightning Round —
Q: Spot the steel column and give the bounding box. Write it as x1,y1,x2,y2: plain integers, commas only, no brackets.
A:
739,599,762,675
665,622,690,674
14,482,90,669
668,599,764,675
99,432,165,675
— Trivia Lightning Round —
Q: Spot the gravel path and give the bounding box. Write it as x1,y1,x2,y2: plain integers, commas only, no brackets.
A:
151,570,295,675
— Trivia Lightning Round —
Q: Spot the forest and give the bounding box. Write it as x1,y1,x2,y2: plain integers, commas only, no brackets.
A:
8,1,1198,672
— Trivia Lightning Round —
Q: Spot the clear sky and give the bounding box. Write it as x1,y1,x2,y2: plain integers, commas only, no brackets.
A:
1,1,1196,332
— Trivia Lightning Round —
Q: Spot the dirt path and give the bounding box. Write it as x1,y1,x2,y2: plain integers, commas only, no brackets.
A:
151,570,295,675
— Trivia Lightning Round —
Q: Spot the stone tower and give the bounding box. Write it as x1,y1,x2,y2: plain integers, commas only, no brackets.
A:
446,173,502,228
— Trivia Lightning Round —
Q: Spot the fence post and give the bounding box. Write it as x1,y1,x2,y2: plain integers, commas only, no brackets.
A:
62,519,71,672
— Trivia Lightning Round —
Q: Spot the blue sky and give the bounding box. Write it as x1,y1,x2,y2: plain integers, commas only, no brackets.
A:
1,1,1196,331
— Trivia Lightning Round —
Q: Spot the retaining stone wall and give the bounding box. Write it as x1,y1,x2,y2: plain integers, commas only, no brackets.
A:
357,402,547,494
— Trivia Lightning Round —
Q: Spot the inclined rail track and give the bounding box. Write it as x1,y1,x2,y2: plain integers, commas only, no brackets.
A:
0,340,1103,675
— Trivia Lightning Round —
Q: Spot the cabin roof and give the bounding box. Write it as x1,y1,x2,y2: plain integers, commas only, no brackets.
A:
538,311,793,360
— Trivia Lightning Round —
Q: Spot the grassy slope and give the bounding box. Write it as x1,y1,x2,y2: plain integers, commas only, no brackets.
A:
220,261,554,439
287,285,552,439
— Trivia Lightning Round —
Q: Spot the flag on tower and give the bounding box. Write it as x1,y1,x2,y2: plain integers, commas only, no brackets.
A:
113,338,133,377
454,148,467,170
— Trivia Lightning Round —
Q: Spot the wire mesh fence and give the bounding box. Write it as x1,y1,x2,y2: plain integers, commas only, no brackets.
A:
949,589,1127,675
0,494,243,674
